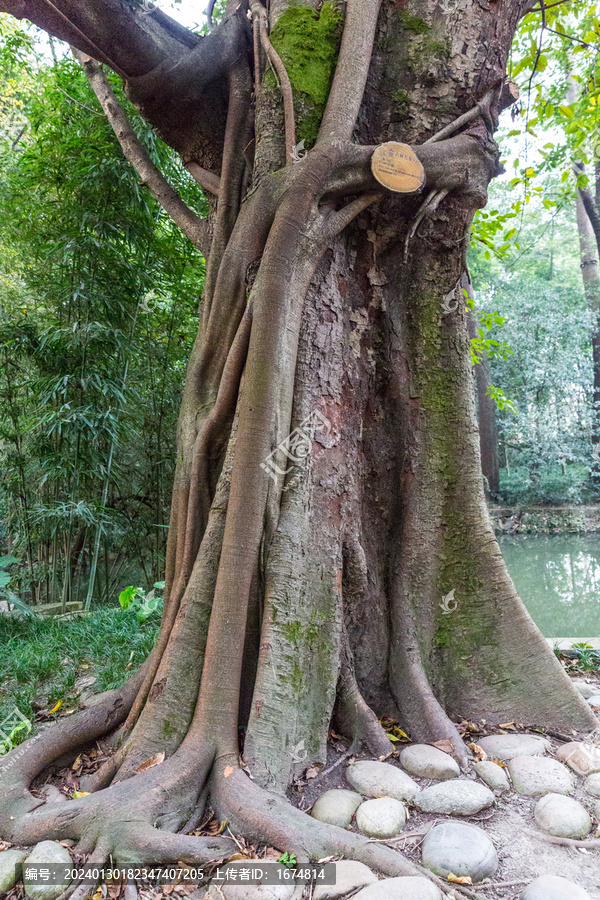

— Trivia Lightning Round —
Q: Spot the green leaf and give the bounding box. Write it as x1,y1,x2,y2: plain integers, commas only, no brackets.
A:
0,555,20,568
118,585,137,610
0,571,11,589
5,590,35,617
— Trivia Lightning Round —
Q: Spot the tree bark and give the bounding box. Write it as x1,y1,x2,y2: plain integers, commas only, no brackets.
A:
468,311,500,496
0,0,595,887
575,191,600,454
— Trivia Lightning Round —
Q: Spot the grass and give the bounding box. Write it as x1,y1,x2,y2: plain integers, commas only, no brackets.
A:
0,607,158,732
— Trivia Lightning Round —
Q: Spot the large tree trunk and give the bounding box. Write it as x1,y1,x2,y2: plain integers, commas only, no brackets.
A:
0,0,594,889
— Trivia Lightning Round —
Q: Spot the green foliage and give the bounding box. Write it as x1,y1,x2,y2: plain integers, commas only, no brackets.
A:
277,853,297,869
269,2,343,148
471,155,599,506
0,606,159,725
0,35,205,606
571,642,600,672
0,715,32,754
119,582,164,622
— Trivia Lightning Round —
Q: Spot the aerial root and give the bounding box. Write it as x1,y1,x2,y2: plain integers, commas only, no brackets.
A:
212,767,483,900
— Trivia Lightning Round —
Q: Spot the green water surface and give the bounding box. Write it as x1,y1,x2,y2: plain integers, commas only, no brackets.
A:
499,534,600,639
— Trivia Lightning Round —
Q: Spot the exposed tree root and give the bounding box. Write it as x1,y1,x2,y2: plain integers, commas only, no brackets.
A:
530,831,600,850
213,766,483,899
335,628,395,759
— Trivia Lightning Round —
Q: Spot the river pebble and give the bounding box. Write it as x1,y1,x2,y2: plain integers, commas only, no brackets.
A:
0,849,27,894
355,797,406,838
400,744,459,781
310,789,362,828
473,760,510,792
507,755,574,796
421,821,498,882
520,874,591,899
24,841,72,900
534,793,592,839
313,861,377,899
477,734,550,760
416,778,494,816
345,760,420,802
556,742,600,776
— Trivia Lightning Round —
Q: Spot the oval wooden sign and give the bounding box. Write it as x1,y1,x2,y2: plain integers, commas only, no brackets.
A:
371,142,425,193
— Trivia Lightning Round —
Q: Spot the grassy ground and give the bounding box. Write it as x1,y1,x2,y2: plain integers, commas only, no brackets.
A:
0,608,158,730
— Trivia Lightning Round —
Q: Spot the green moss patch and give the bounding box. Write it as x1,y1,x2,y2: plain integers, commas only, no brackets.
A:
269,2,343,147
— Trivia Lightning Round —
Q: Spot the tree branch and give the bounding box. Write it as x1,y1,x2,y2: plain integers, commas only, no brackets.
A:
0,0,188,77
75,50,209,255
318,0,382,144
185,162,221,197
320,191,382,242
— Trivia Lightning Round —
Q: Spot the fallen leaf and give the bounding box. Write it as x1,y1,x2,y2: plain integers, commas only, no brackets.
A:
467,743,488,761
134,752,165,774
305,764,322,779
224,766,234,778
499,721,515,729
432,740,454,754
448,873,473,885
91,888,103,900
72,755,82,772
72,791,90,799
49,700,63,714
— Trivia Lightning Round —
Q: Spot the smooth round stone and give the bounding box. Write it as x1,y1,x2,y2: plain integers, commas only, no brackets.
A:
534,793,592,840
311,789,362,828
24,841,72,900
477,734,550,761
207,861,294,900
416,778,494,816
474,760,510,793
584,772,600,798
421,821,498,883
400,744,460,781
42,785,67,804
574,682,596,700
507,756,574,797
0,849,27,893
588,695,600,707
313,861,377,899
355,797,406,838
556,742,600,776
520,875,591,899
353,876,442,899
346,760,420,802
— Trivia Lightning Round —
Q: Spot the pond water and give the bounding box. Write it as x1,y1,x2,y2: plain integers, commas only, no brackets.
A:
498,534,600,639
